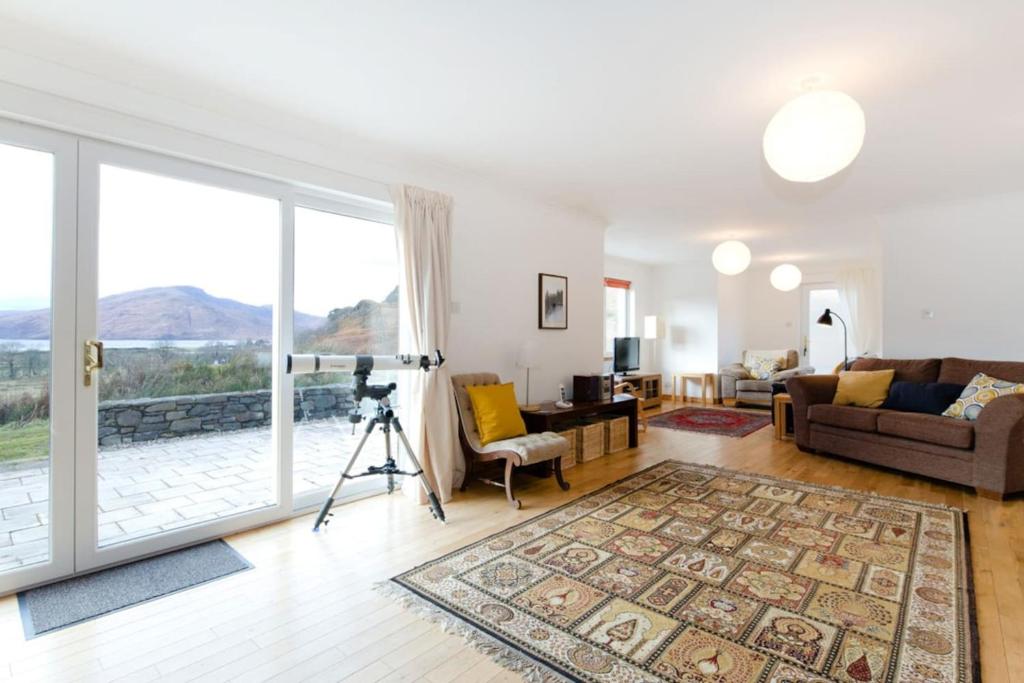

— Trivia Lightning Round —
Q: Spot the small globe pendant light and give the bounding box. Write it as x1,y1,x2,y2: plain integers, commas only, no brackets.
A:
770,264,803,291
711,240,751,275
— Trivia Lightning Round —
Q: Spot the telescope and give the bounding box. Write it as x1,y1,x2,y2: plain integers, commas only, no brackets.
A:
285,349,447,529
286,350,444,376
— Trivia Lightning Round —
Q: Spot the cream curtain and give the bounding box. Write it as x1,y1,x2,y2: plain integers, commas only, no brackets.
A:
392,184,462,503
837,267,882,358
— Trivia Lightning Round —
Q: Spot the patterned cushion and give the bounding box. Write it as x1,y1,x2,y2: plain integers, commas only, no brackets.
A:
744,355,782,380
942,372,1024,420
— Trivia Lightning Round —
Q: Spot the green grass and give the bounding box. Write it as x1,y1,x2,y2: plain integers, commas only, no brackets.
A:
0,419,49,463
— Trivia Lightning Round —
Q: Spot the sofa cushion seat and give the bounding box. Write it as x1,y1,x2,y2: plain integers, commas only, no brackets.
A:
807,405,882,433
736,379,773,392
876,412,974,450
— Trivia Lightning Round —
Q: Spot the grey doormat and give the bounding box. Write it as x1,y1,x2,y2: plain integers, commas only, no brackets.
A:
17,539,252,638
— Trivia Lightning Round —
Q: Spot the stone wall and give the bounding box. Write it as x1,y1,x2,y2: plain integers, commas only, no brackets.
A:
97,384,355,447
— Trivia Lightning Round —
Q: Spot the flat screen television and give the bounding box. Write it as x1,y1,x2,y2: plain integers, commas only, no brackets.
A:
613,337,640,373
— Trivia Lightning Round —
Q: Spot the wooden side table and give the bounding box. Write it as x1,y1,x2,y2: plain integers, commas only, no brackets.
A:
672,372,716,406
773,393,793,440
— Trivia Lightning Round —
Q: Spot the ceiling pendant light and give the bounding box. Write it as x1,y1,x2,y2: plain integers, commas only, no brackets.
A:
711,240,751,275
763,89,865,182
769,264,803,291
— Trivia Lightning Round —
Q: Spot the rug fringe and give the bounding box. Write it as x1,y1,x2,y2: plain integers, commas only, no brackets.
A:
374,580,570,683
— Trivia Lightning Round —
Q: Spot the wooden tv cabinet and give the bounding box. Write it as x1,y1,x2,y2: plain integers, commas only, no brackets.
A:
617,373,662,409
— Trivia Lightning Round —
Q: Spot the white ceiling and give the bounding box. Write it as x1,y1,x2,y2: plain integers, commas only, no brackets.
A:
1,1,1022,264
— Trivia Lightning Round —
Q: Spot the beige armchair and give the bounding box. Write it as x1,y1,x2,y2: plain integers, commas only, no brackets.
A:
719,349,815,407
451,372,570,509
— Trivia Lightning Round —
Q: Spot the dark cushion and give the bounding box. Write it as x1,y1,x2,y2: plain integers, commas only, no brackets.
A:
881,382,966,415
877,412,974,450
849,358,941,383
938,357,1024,385
807,404,881,433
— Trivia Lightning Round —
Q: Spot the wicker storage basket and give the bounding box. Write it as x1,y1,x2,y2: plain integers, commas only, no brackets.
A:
555,428,577,470
603,415,629,454
575,421,606,462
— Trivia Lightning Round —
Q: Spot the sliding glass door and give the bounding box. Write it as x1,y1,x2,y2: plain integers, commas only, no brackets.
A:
0,120,395,593
0,122,76,594
74,143,295,570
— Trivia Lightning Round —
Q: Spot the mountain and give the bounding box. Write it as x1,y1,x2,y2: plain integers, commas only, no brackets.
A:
297,287,398,354
0,286,325,341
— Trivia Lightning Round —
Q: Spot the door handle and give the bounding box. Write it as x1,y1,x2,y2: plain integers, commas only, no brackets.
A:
84,340,104,387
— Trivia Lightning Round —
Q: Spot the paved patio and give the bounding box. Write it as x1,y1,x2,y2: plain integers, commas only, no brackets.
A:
0,419,383,572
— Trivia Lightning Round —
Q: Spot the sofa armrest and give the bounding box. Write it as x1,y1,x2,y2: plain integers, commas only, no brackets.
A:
973,393,1024,496
772,365,815,381
785,375,839,448
719,363,749,378
718,363,750,399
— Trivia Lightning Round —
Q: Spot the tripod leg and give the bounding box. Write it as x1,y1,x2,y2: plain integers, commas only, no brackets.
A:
391,417,446,523
313,417,377,531
384,427,395,494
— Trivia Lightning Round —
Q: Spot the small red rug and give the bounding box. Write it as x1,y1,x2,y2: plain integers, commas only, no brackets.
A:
648,406,771,437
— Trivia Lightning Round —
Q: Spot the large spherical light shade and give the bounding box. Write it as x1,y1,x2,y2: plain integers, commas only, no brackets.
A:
769,264,803,291
763,90,865,182
711,240,752,275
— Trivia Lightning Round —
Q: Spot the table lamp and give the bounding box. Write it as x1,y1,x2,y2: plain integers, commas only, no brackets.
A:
516,340,541,411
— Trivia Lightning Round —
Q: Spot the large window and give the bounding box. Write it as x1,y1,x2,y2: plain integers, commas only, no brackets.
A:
603,278,633,355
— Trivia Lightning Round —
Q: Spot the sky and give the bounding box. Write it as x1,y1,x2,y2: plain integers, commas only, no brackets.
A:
0,142,53,310
0,147,398,319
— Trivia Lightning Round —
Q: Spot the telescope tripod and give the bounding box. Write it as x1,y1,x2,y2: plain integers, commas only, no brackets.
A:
312,396,446,531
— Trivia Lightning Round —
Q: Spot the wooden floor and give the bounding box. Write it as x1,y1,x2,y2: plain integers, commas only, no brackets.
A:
0,399,1021,682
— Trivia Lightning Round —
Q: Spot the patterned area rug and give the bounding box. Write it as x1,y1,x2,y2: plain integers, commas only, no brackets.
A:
384,461,977,682
649,407,771,437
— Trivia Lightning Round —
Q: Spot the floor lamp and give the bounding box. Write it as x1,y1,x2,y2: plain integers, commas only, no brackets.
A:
643,315,662,370
816,308,849,371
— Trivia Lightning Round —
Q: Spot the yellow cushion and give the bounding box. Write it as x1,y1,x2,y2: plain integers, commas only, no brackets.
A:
832,370,895,408
465,383,528,445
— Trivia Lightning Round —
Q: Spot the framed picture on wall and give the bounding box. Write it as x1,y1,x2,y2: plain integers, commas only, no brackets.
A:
538,273,568,329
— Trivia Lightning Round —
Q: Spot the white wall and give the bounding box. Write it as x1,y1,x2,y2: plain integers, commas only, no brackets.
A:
878,192,1024,360
454,192,604,403
655,262,720,397
0,54,606,403
716,267,802,363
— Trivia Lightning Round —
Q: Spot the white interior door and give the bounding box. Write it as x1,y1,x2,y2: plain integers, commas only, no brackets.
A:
0,122,77,594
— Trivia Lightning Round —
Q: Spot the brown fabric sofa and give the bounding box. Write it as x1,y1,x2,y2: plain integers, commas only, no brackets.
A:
787,357,1024,499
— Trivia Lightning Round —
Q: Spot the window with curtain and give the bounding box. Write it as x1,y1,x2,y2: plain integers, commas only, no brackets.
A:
603,277,632,356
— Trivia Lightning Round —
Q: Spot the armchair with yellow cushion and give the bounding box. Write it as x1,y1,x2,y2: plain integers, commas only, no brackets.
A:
451,373,570,509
